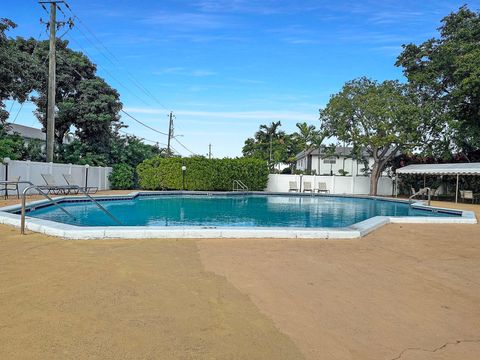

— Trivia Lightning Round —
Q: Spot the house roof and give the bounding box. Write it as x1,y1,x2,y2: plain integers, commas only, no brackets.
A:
396,163,480,176
6,123,46,141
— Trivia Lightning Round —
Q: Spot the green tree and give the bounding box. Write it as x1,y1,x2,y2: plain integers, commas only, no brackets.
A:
0,124,24,159
320,78,424,195
0,19,37,123
396,6,480,155
293,122,316,151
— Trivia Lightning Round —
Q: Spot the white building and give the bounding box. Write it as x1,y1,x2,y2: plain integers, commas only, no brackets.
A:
296,146,376,176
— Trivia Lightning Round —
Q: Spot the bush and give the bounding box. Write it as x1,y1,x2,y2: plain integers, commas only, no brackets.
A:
109,163,135,189
137,157,269,191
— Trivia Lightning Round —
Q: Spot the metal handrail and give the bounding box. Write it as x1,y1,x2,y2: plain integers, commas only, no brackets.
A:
409,187,432,206
232,180,248,192
20,184,122,235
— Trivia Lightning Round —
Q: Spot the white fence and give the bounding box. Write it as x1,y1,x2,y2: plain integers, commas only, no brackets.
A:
1,160,112,193
266,174,394,196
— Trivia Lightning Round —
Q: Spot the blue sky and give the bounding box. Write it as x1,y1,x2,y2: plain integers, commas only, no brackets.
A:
4,0,480,157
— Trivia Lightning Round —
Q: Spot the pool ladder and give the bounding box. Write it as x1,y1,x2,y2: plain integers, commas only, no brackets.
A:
232,180,249,193
20,184,122,235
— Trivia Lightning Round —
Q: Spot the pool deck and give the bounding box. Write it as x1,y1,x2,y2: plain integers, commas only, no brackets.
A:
0,192,479,359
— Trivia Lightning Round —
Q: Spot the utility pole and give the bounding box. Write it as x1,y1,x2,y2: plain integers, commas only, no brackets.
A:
208,143,212,159
39,0,69,162
167,111,174,157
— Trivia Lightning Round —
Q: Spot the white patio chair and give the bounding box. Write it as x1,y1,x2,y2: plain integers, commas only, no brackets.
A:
303,181,313,192
288,181,299,192
316,182,329,193
461,190,474,203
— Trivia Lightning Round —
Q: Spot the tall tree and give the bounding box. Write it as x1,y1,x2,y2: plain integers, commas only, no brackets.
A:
396,6,480,155
320,78,424,195
293,122,316,151
0,19,37,123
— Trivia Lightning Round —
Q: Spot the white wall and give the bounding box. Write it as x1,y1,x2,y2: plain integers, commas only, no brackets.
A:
266,174,393,196
0,160,112,194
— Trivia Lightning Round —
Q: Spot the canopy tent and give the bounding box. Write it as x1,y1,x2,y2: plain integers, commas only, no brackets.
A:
396,162,480,202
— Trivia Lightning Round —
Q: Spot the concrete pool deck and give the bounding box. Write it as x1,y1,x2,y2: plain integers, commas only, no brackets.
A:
0,193,479,359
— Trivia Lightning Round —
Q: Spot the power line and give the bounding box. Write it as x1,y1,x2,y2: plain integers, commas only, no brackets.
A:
118,129,167,146
120,110,168,136
66,35,152,107
56,52,170,139
63,1,169,111
173,137,196,155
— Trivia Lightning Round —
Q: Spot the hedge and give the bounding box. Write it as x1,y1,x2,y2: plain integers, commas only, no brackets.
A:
109,163,135,189
137,157,269,191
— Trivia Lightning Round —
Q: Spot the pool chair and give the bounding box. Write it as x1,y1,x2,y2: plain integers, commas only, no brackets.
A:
2,176,20,199
460,190,475,203
40,174,70,195
288,181,299,192
303,181,313,192
63,174,98,195
316,182,329,194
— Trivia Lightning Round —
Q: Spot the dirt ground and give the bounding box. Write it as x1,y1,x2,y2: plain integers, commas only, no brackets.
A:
1,194,479,359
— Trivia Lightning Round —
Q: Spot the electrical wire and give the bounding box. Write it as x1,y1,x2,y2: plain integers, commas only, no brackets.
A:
173,137,196,155
120,110,169,136
63,1,169,111
118,129,167,147
56,52,170,138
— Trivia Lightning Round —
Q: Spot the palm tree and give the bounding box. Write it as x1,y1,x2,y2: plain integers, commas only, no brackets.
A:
294,122,317,150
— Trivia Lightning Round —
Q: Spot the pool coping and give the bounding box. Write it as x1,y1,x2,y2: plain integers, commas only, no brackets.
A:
0,191,476,240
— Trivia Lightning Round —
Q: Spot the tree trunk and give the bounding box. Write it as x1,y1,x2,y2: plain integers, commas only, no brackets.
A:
370,162,381,196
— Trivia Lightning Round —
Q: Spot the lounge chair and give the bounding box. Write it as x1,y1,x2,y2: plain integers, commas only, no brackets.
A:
2,176,20,199
316,182,329,194
63,174,98,194
303,181,313,193
289,181,299,192
40,174,70,195
461,190,475,203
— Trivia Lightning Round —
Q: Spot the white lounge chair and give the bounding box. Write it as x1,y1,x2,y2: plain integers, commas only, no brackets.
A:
316,182,329,193
303,181,313,193
63,174,98,194
289,181,299,192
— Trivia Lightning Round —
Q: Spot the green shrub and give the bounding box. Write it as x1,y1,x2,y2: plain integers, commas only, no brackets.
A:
109,163,135,189
137,157,269,191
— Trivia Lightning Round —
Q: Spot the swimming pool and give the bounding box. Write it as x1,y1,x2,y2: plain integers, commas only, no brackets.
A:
24,193,457,227
0,192,475,239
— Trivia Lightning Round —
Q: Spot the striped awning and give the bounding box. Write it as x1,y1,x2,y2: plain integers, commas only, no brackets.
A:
396,163,480,176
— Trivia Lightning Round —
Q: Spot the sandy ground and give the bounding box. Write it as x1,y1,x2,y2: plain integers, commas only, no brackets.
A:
1,193,479,359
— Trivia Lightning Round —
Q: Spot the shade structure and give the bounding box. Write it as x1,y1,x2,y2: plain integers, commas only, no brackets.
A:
396,162,480,203
396,163,480,176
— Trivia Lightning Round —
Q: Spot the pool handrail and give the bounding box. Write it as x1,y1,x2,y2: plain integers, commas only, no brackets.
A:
20,184,122,235
233,180,248,192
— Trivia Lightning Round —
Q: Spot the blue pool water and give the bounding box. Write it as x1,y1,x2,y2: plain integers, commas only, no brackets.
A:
23,194,458,228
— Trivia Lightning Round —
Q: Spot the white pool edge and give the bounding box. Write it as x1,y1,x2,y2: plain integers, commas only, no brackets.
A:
0,191,476,240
